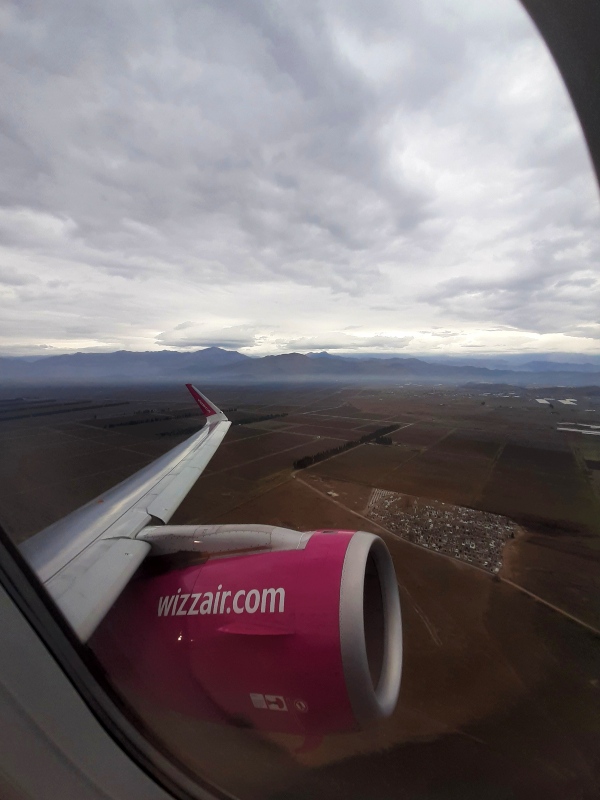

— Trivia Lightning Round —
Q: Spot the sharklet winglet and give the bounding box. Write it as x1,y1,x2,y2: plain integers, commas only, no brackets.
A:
185,384,227,420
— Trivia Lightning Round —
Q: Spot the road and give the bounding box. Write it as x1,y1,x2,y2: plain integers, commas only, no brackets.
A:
294,473,600,638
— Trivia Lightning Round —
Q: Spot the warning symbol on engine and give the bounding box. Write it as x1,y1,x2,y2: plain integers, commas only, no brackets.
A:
294,699,308,713
266,695,287,711
249,693,267,709
250,693,288,711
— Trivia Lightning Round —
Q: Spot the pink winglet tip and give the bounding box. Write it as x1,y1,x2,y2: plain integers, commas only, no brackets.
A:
185,383,218,417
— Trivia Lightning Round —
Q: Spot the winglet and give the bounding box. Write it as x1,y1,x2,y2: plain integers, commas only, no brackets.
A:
186,384,226,419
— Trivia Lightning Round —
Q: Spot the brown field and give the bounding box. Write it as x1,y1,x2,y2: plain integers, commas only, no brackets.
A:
304,415,382,429
300,474,374,515
234,437,342,481
244,419,294,431
290,403,390,421
478,443,599,531
204,431,333,474
284,414,383,434
310,443,416,485
284,413,359,427
207,477,381,532
391,422,453,447
310,431,503,507
437,430,503,458
221,425,272,442
317,407,392,421
386,437,496,500
1,382,600,798
278,423,357,440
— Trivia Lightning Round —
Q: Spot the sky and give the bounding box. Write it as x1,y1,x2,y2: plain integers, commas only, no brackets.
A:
1,0,599,359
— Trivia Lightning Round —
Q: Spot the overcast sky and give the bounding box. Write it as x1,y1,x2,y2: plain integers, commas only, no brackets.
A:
1,0,599,358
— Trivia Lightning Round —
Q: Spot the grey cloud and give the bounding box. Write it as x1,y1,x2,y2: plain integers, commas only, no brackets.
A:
278,334,413,351
423,257,600,334
64,325,100,337
0,1,598,356
361,335,414,349
0,344,57,357
554,277,597,289
418,329,457,338
565,325,600,341
155,324,263,350
484,325,521,332
0,267,38,287
0,0,437,295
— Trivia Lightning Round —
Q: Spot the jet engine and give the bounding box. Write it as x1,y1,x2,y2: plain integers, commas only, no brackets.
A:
90,526,402,736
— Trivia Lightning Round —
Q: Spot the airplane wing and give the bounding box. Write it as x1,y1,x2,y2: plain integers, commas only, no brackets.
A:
17,384,403,741
20,385,230,642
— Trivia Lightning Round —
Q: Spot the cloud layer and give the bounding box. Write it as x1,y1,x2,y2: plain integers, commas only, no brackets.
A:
0,0,598,357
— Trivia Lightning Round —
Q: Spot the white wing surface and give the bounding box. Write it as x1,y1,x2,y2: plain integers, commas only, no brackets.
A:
20,386,230,640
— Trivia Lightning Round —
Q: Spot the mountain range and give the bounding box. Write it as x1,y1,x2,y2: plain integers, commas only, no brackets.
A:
1,347,600,387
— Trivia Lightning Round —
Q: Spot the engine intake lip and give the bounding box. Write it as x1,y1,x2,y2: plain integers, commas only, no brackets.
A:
339,532,402,727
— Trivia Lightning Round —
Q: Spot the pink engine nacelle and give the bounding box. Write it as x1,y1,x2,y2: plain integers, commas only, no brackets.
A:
91,526,402,737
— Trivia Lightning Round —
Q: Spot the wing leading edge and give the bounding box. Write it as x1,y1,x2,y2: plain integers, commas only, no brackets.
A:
20,385,230,640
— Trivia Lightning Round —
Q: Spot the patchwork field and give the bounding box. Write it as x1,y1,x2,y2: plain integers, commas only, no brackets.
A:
477,442,598,530
1,382,599,798
305,442,415,485
311,430,502,507
391,422,453,447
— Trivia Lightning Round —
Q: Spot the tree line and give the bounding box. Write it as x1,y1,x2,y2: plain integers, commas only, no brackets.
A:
1,401,129,422
293,425,399,470
105,414,170,428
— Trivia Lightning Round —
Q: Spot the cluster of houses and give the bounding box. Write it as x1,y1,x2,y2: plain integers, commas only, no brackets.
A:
367,489,518,574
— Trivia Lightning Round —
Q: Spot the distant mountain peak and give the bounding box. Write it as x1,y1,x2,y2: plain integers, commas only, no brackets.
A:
0,347,598,387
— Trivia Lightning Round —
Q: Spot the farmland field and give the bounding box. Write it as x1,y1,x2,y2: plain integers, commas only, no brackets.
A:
307,442,414,484
1,381,599,798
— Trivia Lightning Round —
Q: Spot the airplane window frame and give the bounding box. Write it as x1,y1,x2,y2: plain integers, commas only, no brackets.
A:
0,523,230,800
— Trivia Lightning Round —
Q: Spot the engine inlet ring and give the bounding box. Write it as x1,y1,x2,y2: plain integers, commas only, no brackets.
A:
338,533,402,726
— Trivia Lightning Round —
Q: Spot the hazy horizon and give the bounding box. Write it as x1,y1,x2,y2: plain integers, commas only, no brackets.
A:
3,345,600,365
